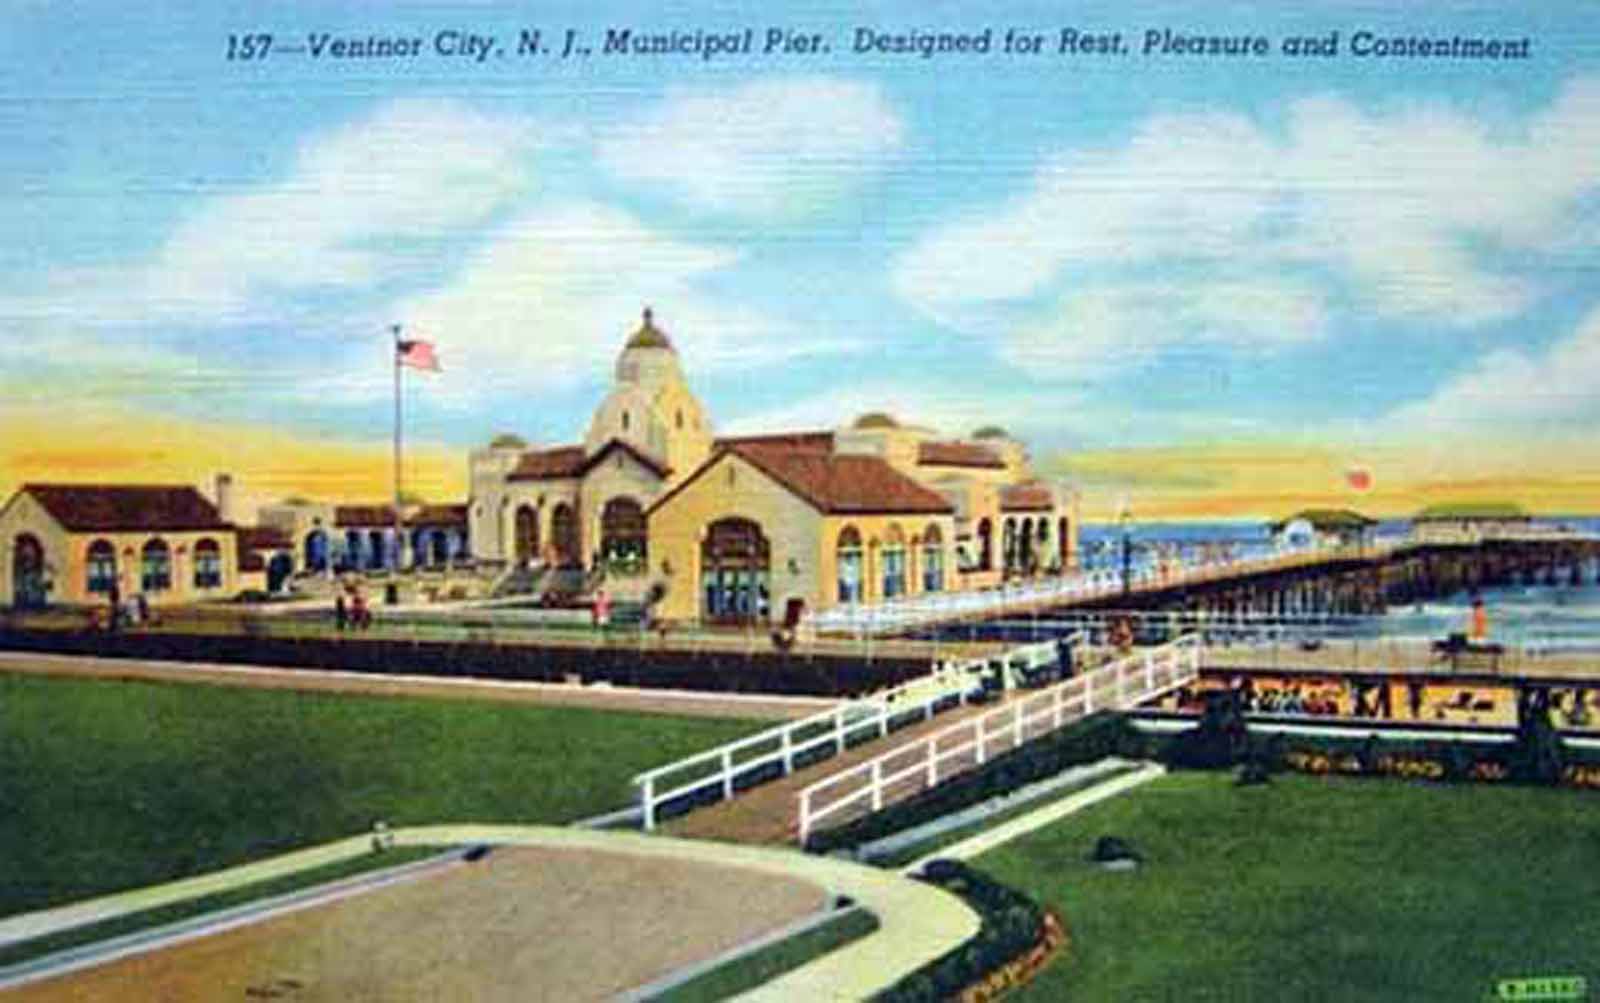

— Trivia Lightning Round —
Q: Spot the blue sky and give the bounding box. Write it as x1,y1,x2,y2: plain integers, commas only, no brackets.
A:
3,1,1599,513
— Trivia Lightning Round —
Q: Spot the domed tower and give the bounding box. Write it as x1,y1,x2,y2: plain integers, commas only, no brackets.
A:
584,308,713,482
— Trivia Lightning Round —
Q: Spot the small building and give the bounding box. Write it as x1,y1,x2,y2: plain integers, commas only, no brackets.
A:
255,500,470,577
1411,502,1532,544
0,483,239,608
1270,509,1378,550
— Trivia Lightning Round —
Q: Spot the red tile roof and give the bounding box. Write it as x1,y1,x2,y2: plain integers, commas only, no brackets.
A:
21,484,231,533
713,431,835,455
1000,482,1056,512
506,440,671,482
238,526,291,550
335,505,396,527
918,441,1005,469
508,446,587,481
729,446,953,516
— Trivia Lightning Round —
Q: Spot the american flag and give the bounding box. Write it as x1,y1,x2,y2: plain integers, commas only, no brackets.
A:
396,338,441,372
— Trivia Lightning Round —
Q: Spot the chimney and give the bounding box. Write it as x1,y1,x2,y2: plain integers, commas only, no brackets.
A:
214,473,235,524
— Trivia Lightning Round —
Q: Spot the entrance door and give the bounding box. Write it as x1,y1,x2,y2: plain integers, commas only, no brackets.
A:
11,534,46,608
700,518,771,625
550,503,579,568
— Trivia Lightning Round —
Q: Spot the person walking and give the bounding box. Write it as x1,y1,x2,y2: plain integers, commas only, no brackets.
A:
334,592,348,631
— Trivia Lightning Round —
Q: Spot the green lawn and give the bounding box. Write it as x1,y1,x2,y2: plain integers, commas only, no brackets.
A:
0,673,761,916
975,772,1600,1002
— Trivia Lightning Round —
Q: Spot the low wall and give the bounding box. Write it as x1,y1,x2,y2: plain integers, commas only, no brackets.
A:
0,627,930,698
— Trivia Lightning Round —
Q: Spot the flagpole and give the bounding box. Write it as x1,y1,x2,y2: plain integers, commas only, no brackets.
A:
392,323,403,579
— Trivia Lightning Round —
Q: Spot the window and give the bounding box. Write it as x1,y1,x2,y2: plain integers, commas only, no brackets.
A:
141,539,171,592
922,525,944,593
836,526,863,603
86,539,117,594
882,526,907,599
193,538,222,589
622,410,630,431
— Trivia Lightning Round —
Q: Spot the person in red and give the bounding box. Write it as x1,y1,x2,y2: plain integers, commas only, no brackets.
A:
592,588,611,629
1470,596,1489,641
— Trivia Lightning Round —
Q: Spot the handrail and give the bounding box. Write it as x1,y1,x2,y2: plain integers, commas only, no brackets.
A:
795,634,1200,844
631,635,1079,830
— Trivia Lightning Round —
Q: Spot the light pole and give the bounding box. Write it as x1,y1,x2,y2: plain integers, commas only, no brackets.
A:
1120,505,1133,599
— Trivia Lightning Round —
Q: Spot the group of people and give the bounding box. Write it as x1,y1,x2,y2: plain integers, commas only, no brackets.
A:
333,588,373,630
97,583,151,632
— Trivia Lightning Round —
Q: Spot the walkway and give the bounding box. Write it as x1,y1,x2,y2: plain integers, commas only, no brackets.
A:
665,698,1007,845
1,825,979,1003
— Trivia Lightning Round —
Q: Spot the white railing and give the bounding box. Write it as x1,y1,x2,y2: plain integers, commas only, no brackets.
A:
803,542,1408,638
795,634,1201,844
630,637,1067,830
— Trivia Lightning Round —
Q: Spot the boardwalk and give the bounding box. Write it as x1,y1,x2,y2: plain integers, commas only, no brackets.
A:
664,699,1003,845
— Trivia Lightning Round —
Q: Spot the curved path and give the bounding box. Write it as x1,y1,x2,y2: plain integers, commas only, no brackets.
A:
2,825,979,1002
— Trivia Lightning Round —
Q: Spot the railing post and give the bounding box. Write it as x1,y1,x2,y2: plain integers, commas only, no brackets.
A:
834,706,846,754
721,749,734,799
641,778,655,831
871,761,884,811
1053,685,1064,729
782,728,794,773
1013,701,1024,747
798,794,810,845
926,736,938,788
975,721,987,764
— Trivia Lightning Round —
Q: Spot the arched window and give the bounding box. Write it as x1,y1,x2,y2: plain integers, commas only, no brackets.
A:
881,525,907,599
836,526,863,603
86,539,117,594
1058,517,1070,568
600,497,648,573
1020,517,1035,573
700,518,771,624
304,530,328,573
193,538,222,589
1002,519,1018,574
977,518,993,572
921,524,944,593
141,539,171,592
514,504,539,565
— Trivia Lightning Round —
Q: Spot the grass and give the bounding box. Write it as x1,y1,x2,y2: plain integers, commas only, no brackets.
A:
0,672,763,917
655,907,880,1002
974,772,1600,1002
0,845,443,968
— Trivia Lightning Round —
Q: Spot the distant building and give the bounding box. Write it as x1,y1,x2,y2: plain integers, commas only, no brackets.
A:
1411,502,1532,543
255,500,469,578
1270,509,1378,550
0,483,239,608
469,309,1079,624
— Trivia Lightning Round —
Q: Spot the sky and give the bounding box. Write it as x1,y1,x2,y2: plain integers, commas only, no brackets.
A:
3,1,1599,521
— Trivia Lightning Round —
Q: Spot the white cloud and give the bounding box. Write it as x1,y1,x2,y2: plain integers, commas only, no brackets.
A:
7,99,535,326
895,79,1600,370
1001,279,1327,376
391,202,854,397
1387,305,1600,434
597,77,904,220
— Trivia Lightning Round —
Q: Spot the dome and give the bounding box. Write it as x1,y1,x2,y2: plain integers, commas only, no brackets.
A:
971,425,1009,440
625,307,674,351
853,411,900,430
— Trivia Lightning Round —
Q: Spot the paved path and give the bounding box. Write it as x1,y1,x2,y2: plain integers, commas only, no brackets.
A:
2,826,978,1003
0,650,834,721
665,698,1004,845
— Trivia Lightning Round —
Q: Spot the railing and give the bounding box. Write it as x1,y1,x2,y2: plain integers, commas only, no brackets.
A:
795,634,1201,844
631,636,1072,830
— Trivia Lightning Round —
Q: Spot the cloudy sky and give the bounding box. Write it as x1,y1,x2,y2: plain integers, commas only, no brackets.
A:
3,1,1598,519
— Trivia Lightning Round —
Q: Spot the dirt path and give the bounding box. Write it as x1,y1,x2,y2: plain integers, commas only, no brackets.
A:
6,846,828,1003
0,651,833,721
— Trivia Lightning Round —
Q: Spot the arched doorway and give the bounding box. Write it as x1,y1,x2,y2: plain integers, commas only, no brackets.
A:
367,530,387,570
550,503,579,568
430,530,449,567
86,539,117,595
514,504,539,565
600,497,647,573
977,518,993,571
1020,517,1035,573
701,517,771,625
141,539,172,593
267,553,292,592
12,534,47,608
304,530,329,573
1058,517,1070,568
